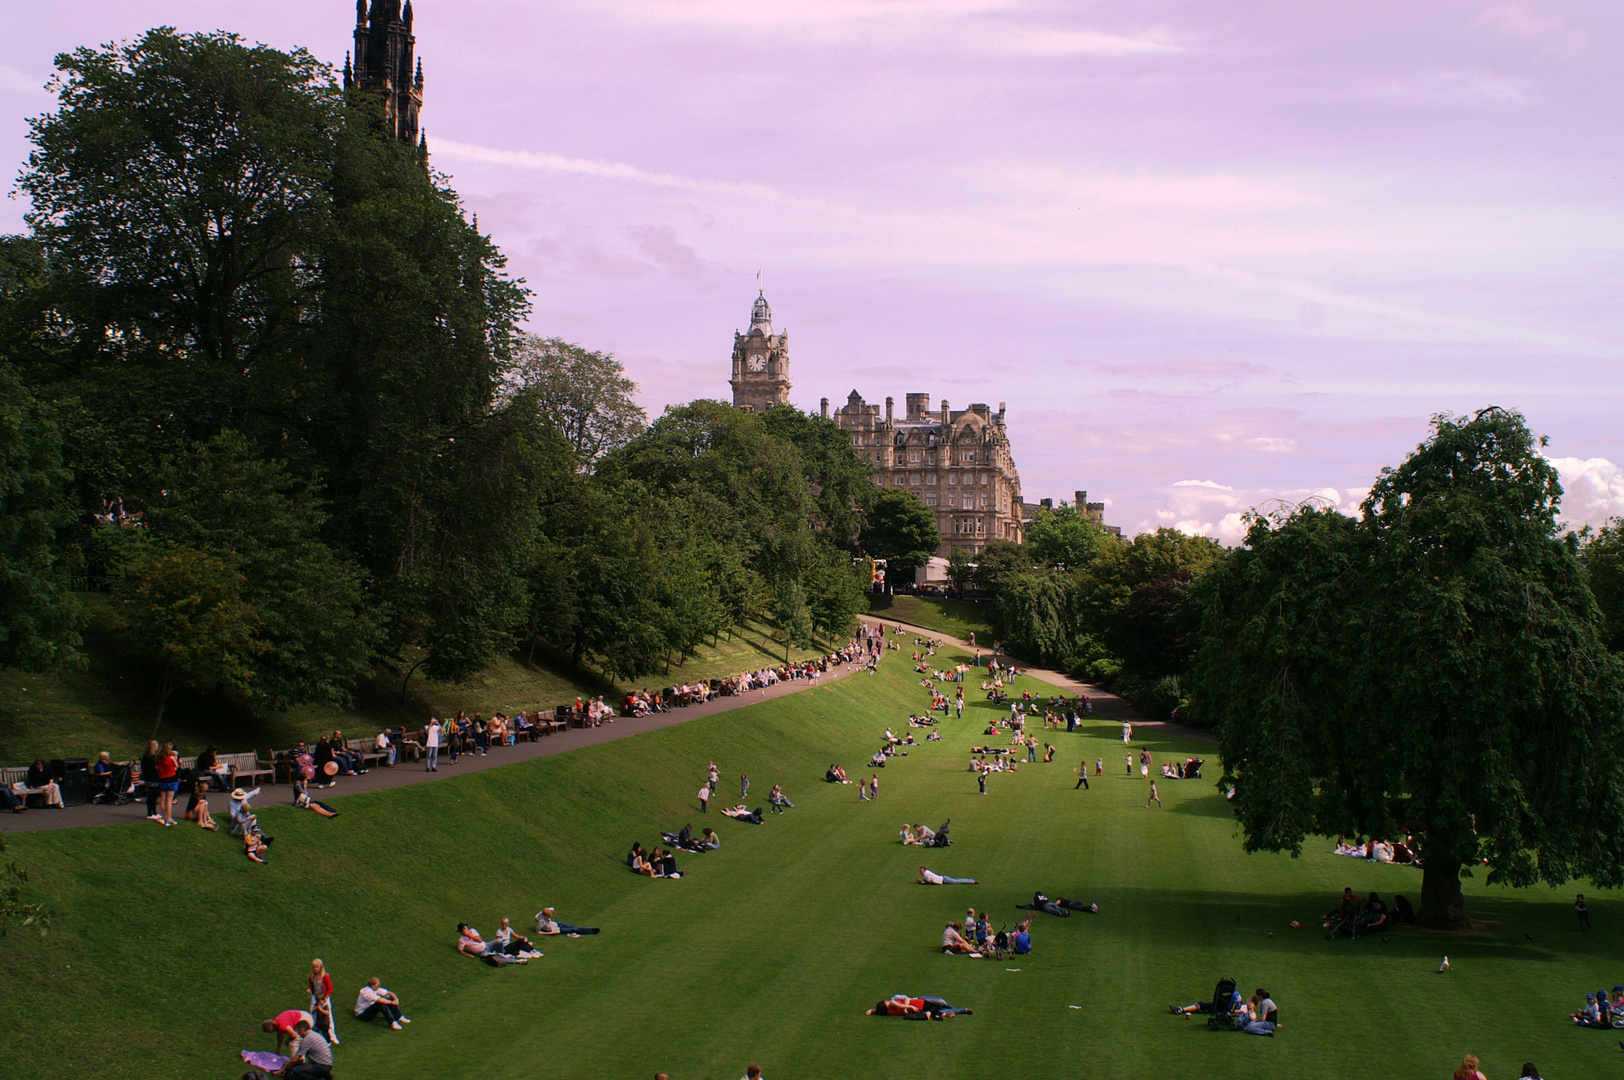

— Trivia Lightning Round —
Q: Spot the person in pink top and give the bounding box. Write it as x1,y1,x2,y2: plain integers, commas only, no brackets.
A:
261,1008,314,1055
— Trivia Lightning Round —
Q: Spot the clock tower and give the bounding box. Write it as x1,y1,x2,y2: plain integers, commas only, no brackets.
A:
729,291,791,412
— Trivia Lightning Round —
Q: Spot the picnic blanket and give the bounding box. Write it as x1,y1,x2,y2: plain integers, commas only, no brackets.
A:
241,1049,288,1071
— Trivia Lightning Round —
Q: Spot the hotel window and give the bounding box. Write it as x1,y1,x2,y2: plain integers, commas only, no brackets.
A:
947,493,957,507
925,493,937,507
948,473,957,485
962,450,976,463
911,473,921,485
977,518,985,534
981,472,989,485
926,474,936,485
909,449,922,462
981,493,990,507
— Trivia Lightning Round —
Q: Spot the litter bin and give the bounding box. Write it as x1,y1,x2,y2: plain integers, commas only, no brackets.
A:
51,757,91,806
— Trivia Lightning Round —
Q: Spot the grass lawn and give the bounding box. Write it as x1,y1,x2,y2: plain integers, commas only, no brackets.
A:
2,642,1617,1079
867,594,994,644
0,600,820,765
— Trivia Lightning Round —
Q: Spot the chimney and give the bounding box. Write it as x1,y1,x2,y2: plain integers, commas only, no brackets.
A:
885,396,894,423
820,397,829,418
1075,491,1087,507
940,399,950,428
906,393,929,421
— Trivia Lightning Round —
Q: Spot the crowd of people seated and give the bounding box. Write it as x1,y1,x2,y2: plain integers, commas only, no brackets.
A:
1331,836,1418,864
1158,757,1205,780
1570,986,1624,1029
1322,887,1412,939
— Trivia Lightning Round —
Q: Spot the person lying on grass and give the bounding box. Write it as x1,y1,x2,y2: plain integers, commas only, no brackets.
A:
662,824,709,852
721,805,765,824
1171,987,1243,1016
1022,892,1100,917
457,922,536,963
534,907,600,936
919,867,978,885
291,779,340,818
941,922,978,955
866,994,973,1019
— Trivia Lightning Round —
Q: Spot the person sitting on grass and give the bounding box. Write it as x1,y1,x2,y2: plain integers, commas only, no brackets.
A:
825,765,850,783
355,977,410,1029
1241,989,1278,1036
768,785,794,813
697,827,719,850
918,867,978,885
630,848,657,877
1359,893,1390,933
866,994,973,1020
229,788,272,863
941,922,977,954
183,778,219,831
262,1009,315,1056
495,917,543,957
277,1017,333,1080
535,906,601,936
721,805,765,824
457,923,531,964
651,847,684,877
1572,992,1609,1028
900,824,921,845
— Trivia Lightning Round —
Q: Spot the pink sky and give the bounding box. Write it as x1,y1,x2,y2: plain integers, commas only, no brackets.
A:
4,1,1620,538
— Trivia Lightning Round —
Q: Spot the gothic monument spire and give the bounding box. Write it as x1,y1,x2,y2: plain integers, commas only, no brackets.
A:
344,0,425,147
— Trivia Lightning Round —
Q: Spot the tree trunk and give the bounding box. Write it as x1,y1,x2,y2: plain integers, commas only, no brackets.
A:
1417,857,1472,930
399,657,427,705
150,660,174,741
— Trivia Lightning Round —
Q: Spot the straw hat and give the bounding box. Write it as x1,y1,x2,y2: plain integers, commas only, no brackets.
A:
230,789,249,801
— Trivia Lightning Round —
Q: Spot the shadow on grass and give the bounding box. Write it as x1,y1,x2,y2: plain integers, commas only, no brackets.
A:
1051,886,1578,965
1170,792,1236,820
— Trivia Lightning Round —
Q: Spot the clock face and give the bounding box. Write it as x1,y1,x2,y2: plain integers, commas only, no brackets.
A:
746,353,767,373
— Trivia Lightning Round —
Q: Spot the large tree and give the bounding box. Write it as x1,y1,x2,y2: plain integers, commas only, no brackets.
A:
1582,520,1624,655
508,335,646,465
862,489,941,582
1194,409,1624,929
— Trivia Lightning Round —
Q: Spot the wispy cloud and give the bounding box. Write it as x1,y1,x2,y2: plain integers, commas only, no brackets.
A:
0,62,48,96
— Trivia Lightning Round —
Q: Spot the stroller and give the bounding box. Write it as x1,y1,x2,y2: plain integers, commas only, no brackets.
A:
1206,978,1241,1029
928,819,952,847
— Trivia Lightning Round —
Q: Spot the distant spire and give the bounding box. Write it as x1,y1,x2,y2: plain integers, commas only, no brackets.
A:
414,57,424,89
356,0,367,24
343,52,353,90
418,128,429,164
403,0,413,27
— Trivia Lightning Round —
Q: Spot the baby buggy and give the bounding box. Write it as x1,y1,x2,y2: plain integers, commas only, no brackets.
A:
928,819,952,847
1206,978,1242,1030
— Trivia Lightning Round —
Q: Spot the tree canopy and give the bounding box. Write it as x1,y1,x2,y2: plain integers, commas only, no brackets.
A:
1192,409,1624,928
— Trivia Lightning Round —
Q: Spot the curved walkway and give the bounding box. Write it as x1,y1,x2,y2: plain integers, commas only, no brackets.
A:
2,658,872,835
861,613,1218,746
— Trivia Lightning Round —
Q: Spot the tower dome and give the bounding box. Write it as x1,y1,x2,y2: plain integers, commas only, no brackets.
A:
750,292,772,332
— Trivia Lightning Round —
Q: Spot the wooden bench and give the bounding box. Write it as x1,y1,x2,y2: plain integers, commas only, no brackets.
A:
225,751,275,788
345,738,389,770
2,765,55,808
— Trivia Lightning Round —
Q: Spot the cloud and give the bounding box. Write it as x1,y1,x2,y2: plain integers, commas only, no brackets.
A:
1139,479,1361,544
1374,68,1531,106
1478,2,1589,57
0,63,48,96
1548,455,1624,530
583,1,1183,57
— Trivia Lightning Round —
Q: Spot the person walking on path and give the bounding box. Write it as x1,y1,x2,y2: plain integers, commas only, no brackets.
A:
425,719,441,772
1075,761,1089,790
698,783,710,813
1122,721,1132,743
1147,781,1162,808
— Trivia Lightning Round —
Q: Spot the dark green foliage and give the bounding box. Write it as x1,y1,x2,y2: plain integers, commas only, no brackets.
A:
1583,520,1624,654
1024,502,1110,569
762,403,875,546
510,334,647,465
1194,409,1624,928
862,488,942,580
0,365,83,672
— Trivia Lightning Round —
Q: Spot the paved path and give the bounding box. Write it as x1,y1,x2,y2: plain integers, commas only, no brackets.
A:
1,655,873,836
864,614,1218,746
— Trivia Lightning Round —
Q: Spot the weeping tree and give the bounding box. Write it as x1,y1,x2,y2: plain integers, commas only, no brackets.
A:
1194,408,1624,929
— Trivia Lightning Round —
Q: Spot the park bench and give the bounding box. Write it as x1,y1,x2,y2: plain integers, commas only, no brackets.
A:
1,765,54,808
345,738,389,770
226,751,275,788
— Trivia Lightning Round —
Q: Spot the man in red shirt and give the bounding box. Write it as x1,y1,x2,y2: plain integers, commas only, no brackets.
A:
261,1009,314,1055
865,995,972,1019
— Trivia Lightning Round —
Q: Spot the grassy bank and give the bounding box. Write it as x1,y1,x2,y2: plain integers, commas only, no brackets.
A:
0,598,830,765
1,643,1617,1079
867,594,994,644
